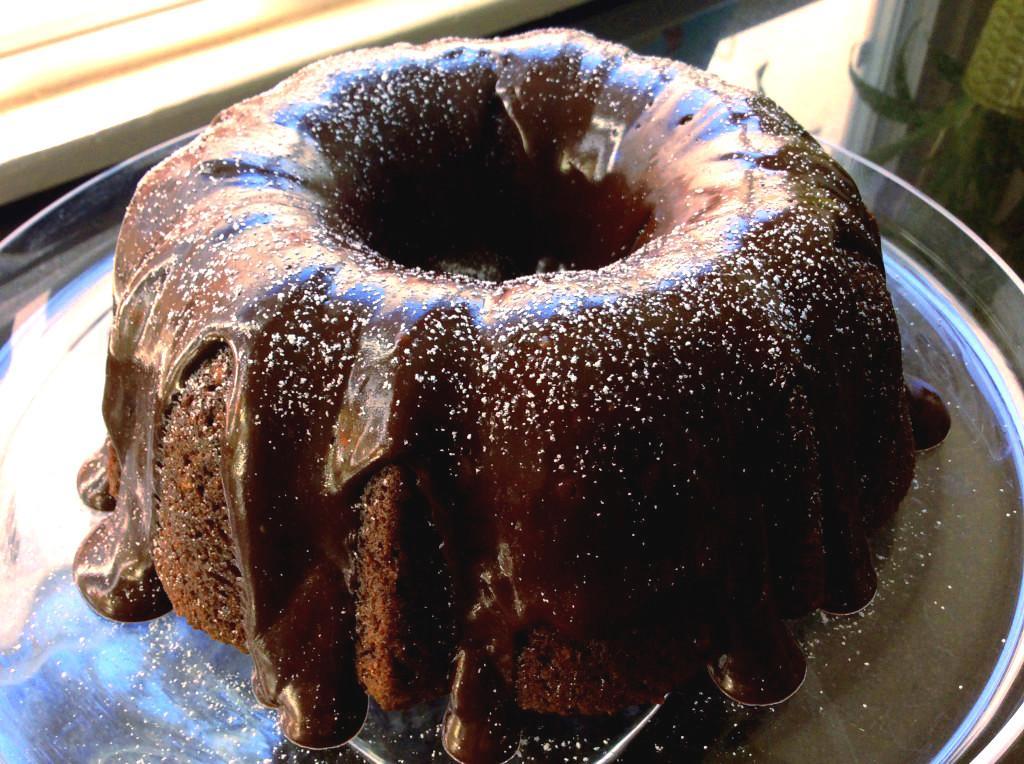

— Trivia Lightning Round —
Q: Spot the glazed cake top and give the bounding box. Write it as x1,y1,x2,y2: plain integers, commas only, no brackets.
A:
74,28,912,763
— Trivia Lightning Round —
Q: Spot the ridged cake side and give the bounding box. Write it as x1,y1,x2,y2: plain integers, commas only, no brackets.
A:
73,29,917,762
144,350,710,713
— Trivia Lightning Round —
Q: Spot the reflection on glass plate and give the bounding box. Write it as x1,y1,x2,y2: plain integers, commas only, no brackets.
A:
1,137,1024,762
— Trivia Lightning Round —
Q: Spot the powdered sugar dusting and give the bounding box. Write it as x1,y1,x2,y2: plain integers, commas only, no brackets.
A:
78,28,916,761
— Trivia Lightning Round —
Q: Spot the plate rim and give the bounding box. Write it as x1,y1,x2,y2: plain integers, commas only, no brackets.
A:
3,132,1024,763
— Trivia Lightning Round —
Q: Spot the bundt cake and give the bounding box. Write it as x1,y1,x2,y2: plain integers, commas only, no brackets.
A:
73,28,933,762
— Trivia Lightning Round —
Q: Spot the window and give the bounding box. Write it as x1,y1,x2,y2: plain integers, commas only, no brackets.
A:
0,0,584,205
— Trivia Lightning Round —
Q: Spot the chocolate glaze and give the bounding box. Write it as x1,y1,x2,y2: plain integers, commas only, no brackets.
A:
906,377,951,450
76,444,115,512
73,30,922,762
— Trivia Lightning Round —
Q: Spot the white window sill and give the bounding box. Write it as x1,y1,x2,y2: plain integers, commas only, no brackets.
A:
0,0,585,206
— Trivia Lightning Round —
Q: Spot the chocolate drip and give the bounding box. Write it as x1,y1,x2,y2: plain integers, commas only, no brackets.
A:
76,444,115,512
443,648,520,763
74,505,171,622
72,30,925,760
709,596,806,705
907,377,951,450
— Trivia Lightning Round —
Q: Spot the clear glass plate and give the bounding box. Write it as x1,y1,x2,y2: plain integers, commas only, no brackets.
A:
0,135,1023,763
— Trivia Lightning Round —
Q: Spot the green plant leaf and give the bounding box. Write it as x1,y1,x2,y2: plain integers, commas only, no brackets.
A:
867,120,944,163
971,113,1008,222
894,57,912,102
865,97,969,163
849,64,926,125
935,52,965,84
755,62,768,96
925,104,990,232
893,20,921,102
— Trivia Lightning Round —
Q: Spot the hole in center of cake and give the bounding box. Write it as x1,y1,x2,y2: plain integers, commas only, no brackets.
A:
365,170,652,283
340,105,653,283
